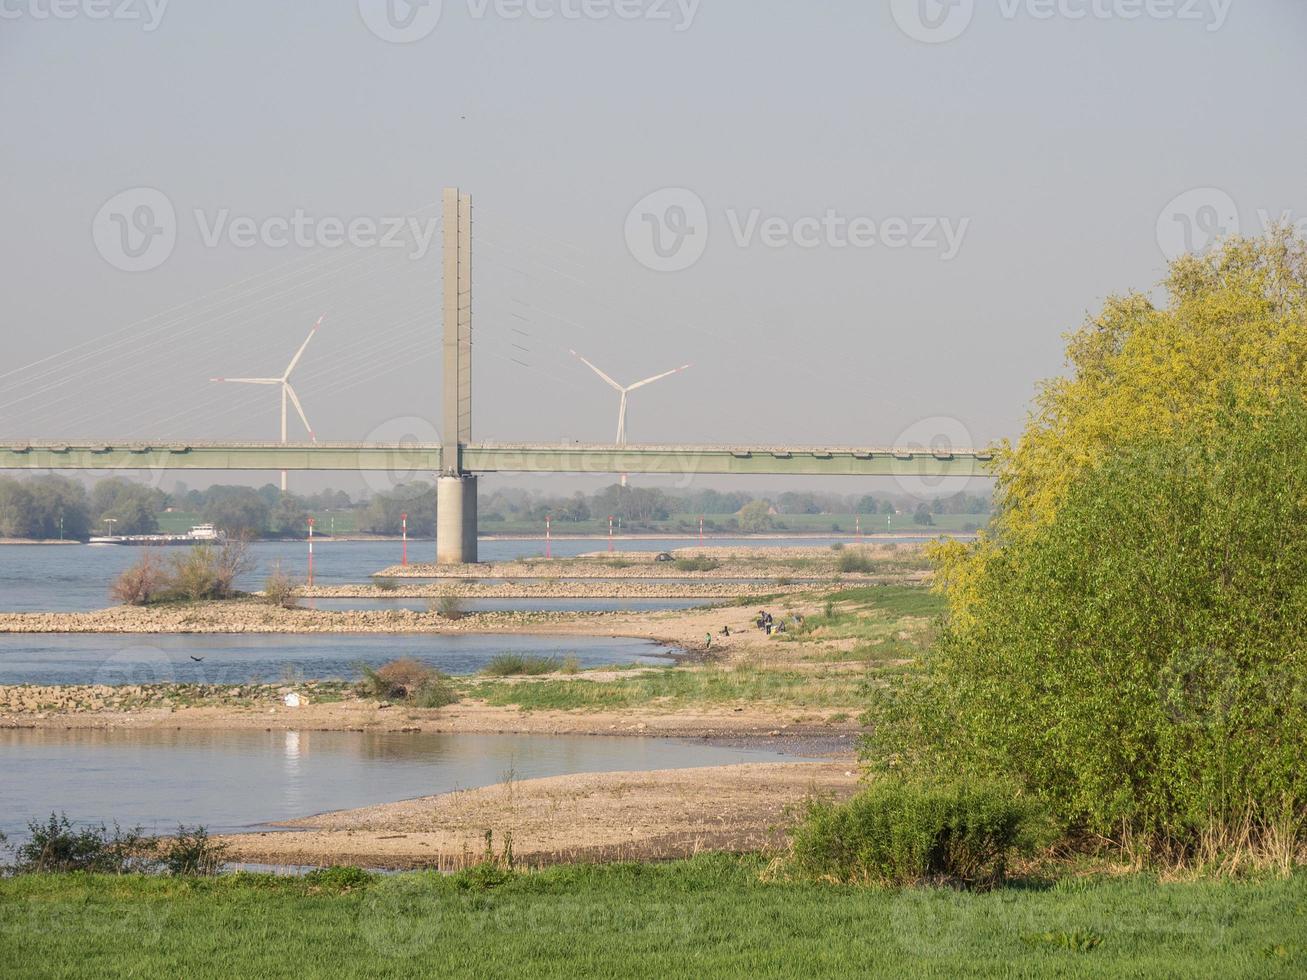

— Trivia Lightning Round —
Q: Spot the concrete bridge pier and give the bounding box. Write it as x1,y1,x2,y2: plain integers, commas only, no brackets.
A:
437,474,478,566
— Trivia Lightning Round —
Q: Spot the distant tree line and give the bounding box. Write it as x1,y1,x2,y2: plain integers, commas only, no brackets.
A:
0,475,993,541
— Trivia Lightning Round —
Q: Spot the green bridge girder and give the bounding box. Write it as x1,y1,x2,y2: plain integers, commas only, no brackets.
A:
0,442,995,478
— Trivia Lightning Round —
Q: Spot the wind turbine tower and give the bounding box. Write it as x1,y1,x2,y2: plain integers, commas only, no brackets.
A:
211,315,324,492
570,350,691,486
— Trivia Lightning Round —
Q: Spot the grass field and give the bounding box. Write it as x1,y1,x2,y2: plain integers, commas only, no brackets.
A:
0,857,1301,978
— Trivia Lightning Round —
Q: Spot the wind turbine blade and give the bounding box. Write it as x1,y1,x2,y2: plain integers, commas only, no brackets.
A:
283,315,324,380
284,384,316,441
569,350,624,392
211,378,280,384
626,364,692,392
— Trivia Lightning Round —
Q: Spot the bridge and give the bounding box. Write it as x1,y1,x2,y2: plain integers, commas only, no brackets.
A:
1,189,992,564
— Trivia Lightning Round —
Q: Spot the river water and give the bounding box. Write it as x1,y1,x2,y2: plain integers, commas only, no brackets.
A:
0,729,805,841
0,633,673,687
0,537,940,613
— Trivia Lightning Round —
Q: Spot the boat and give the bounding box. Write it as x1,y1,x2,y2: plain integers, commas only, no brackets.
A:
86,524,227,546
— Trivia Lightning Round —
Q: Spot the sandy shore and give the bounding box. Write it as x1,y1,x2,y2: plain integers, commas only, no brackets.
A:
218,761,860,870
1,684,858,737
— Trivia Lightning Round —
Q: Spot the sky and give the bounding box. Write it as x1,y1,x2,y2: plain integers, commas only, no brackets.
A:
1,0,1304,497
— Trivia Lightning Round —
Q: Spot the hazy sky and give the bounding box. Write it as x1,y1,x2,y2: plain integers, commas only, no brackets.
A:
2,0,1304,494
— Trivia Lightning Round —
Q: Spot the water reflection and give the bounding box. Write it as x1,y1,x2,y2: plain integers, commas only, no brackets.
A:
0,729,805,839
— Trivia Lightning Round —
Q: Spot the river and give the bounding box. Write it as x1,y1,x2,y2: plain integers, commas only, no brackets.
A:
0,633,674,687
0,537,942,613
0,728,809,841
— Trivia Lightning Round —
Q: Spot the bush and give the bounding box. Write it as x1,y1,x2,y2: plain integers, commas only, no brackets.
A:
109,551,165,606
483,655,565,677
674,557,721,573
7,813,154,875
837,550,875,574
873,400,1307,857
165,540,253,601
160,825,227,876
434,594,464,620
263,564,300,609
787,781,1049,889
357,659,458,708
411,676,460,708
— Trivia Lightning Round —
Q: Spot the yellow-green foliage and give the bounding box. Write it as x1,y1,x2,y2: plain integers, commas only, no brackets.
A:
998,231,1307,532
890,233,1307,854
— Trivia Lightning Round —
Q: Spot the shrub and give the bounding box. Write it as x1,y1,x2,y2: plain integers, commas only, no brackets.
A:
411,676,460,708
160,825,227,876
165,540,253,601
674,557,721,573
7,813,154,875
263,564,300,609
874,400,1307,857
109,550,165,606
787,781,1049,889
837,549,875,574
374,578,399,593
483,655,564,677
434,594,464,620
357,659,457,708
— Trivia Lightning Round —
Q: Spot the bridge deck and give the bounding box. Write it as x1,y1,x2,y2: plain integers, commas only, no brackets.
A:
0,442,994,477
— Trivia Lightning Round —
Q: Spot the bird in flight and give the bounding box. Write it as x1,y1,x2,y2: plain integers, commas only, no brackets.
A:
189,656,205,663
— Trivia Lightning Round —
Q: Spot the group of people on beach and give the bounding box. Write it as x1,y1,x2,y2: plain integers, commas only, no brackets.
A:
704,609,805,649
754,609,802,636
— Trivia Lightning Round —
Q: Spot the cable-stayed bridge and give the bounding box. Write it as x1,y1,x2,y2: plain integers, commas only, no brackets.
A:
0,189,991,564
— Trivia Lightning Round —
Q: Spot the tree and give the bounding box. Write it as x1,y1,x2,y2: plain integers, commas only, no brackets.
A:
989,230,1307,535
870,402,1307,850
203,489,270,539
0,479,37,539
0,476,91,540
91,478,162,535
874,232,1307,856
271,495,310,538
777,492,821,515
737,500,775,533
855,495,881,515
362,484,435,536
912,503,934,526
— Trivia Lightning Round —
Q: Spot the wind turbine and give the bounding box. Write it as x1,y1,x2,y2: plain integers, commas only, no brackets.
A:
212,315,323,492
570,350,691,486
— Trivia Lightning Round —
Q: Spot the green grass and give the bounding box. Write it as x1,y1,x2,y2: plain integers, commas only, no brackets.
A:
473,664,870,711
820,585,947,618
0,857,1301,978
481,654,579,677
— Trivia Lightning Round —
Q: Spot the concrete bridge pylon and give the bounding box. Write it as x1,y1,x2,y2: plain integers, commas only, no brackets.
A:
437,187,478,566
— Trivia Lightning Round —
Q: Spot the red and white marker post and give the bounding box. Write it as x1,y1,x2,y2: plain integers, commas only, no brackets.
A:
401,512,409,566
545,514,552,560
306,518,315,586
608,515,615,554
699,515,705,548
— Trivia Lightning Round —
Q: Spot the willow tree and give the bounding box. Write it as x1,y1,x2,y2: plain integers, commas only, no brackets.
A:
869,232,1307,857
